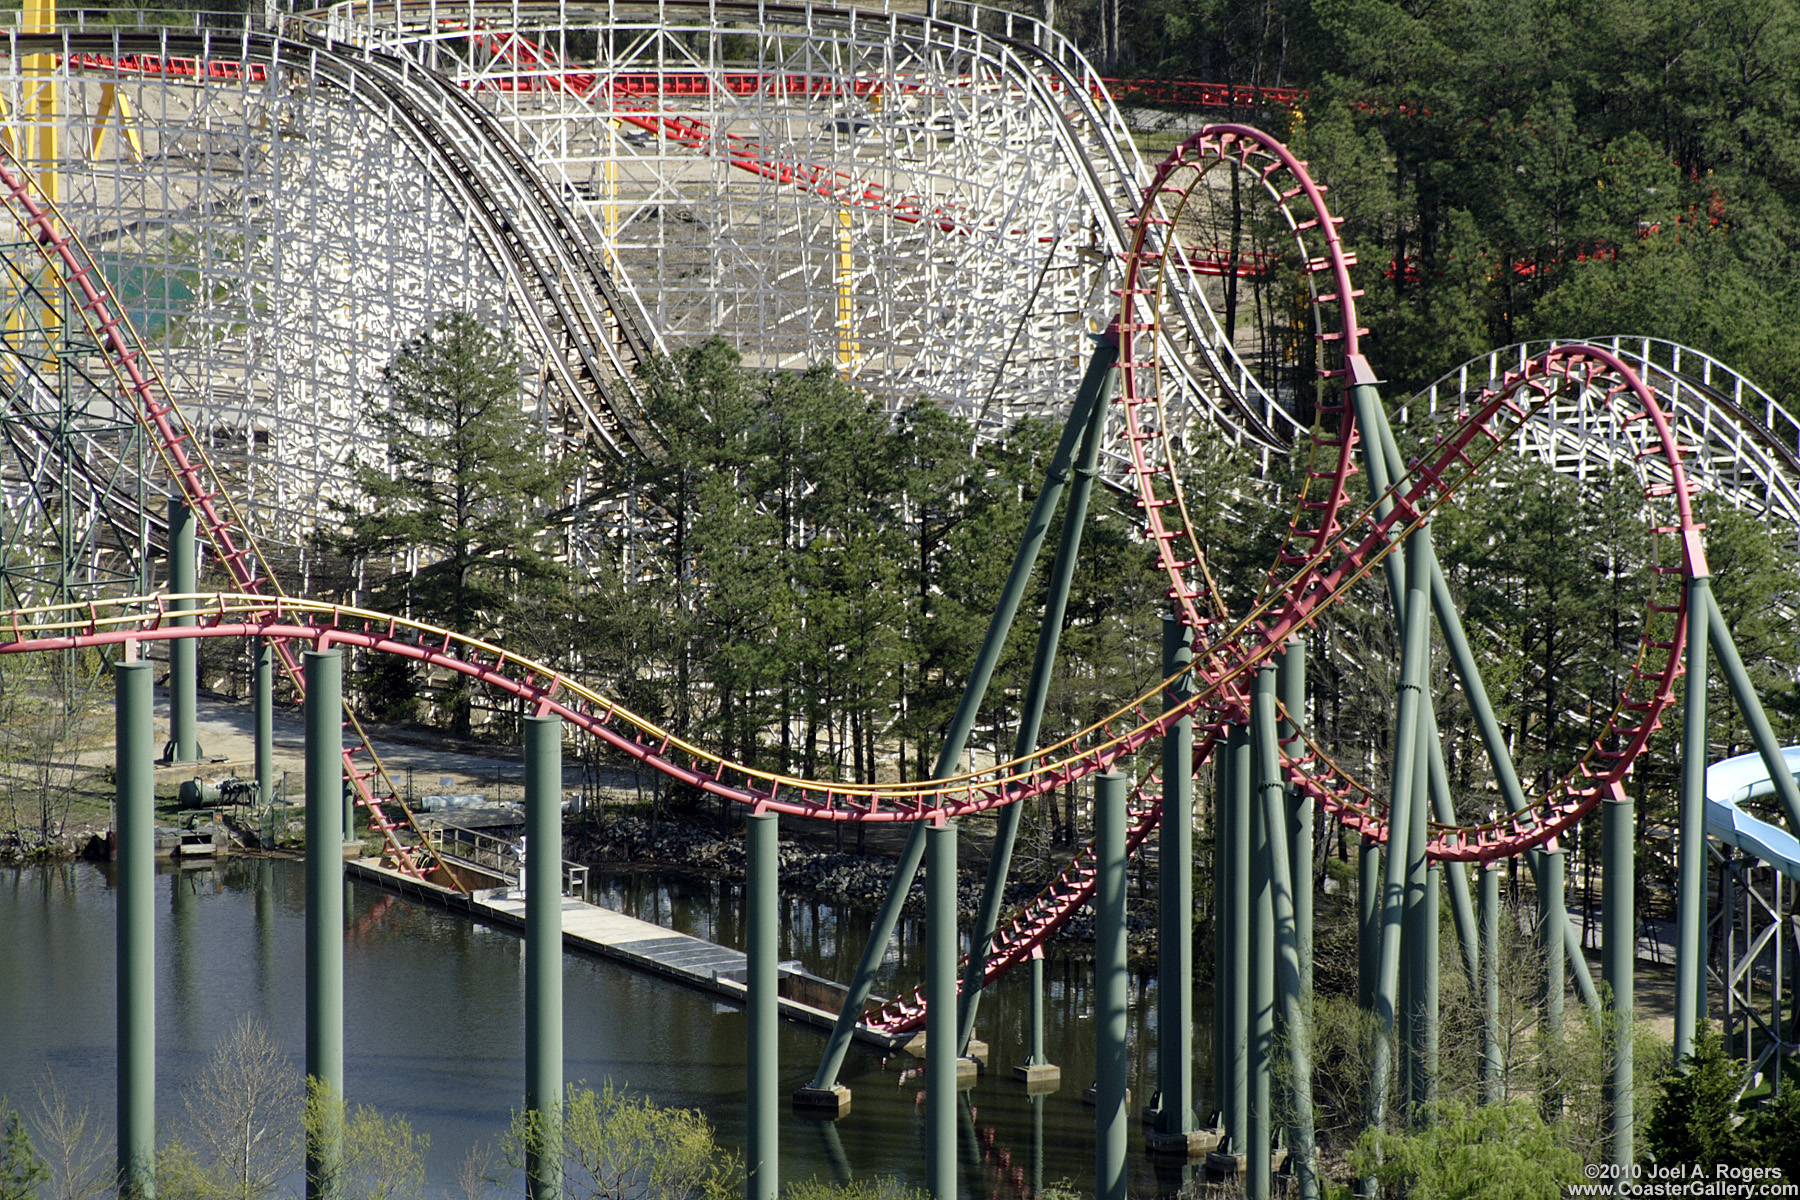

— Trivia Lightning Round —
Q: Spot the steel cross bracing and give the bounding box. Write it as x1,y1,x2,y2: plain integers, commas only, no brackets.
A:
0,139,465,886
1406,336,1800,551
0,2,1310,578
0,122,1721,1003
300,0,1301,460
0,23,657,554
0,245,155,606
1711,843,1800,1098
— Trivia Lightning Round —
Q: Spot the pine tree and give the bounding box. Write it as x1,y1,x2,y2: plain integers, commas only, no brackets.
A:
328,312,570,738
0,1105,45,1200
1644,1022,1743,1167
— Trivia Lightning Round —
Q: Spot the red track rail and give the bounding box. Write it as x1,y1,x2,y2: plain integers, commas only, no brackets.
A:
0,121,1707,1017
0,145,454,887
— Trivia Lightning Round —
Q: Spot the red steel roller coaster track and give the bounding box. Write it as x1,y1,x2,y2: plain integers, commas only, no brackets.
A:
0,125,1704,1032
0,144,462,889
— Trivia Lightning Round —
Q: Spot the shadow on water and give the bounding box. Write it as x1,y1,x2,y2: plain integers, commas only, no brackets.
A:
0,858,1212,1198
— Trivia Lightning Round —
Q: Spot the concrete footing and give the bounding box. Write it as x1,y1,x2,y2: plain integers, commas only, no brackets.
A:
1146,1128,1222,1159
1012,1062,1060,1089
791,1085,851,1118
1204,1150,1245,1176
956,1057,981,1083
1081,1084,1131,1107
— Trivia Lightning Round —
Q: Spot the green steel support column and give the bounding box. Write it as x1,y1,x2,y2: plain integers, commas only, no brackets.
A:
1366,382,1596,1009
1705,588,1800,831
927,821,958,1200
1094,772,1128,1200
1212,733,1230,1127
1255,668,1316,1200
1358,836,1379,1013
1153,612,1195,1140
1419,862,1441,1121
1480,864,1502,1105
746,809,779,1200
959,353,1115,1052
1422,723,1479,993
254,638,274,805
1280,640,1312,1014
1227,724,1252,1154
1025,947,1048,1066
306,649,344,1200
1248,675,1275,1200
526,716,564,1200
116,660,155,1200
1675,577,1711,1063
1404,701,1435,1123
1539,849,1567,1122
809,339,1119,1100
1603,787,1634,1168
1368,533,1430,1143
168,498,198,763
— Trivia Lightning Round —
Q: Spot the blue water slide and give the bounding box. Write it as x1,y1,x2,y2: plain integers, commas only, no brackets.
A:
1705,747,1800,880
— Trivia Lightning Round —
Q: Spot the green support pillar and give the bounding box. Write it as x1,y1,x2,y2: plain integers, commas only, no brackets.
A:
746,809,779,1200
1255,667,1317,1200
1226,724,1251,1156
168,498,198,763
960,346,1114,1053
1404,700,1436,1123
526,716,564,1200
1094,771,1128,1200
1363,382,1596,1010
1357,835,1379,1013
1603,788,1634,1168
1152,613,1195,1145
254,637,274,806
1012,945,1056,1082
1029,949,1045,1068
1280,640,1312,1014
305,648,344,1200
926,821,958,1200
1212,730,1230,1131
116,660,155,1200
1675,576,1710,1063
1480,863,1502,1105
1248,674,1276,1200
1539,848,1566,1123
806,340,1119,1106
1368,532,1430,1145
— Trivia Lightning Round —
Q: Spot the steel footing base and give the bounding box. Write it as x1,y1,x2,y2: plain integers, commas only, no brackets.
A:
1146,1129,1222,1159
791,1086,851,1118
1204,1150,1245,1176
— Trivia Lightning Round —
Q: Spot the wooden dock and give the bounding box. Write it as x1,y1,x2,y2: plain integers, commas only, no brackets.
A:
347,857,909,1051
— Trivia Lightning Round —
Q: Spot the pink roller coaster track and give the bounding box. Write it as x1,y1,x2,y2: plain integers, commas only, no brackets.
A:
0,122,1704,1031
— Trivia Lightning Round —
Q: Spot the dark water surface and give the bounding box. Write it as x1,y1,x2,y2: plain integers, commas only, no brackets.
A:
0,858,1210,1198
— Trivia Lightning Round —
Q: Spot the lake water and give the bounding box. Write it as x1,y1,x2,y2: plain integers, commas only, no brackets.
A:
0,857,1211,1198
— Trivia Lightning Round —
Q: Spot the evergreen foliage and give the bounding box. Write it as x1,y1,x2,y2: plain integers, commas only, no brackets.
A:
1350,1099,1583,1200
324,312,569,736
1645,1021,1800,1173
0,1105,44,1200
